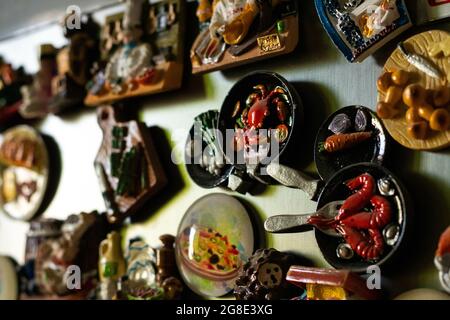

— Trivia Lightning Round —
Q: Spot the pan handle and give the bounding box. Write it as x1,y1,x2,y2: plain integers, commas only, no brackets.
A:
266,163,322,200
264,214,313,234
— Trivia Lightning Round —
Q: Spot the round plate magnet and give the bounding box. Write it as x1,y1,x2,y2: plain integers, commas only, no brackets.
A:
0,125,49,221
314,106,388,181
175,193,254,297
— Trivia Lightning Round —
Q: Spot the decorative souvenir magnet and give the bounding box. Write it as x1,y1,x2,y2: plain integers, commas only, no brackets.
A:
121,238,160,300
0,125,49,221
21,219,63,296
98,231,127,300
19,44,58,119
185,110,234,189
85,0,185,106
217,71,303,191
190,0,299,74
234,248,300,300
265,163,409,272
314,105,387,180
94,105,167,224
34,211,108,297
376,30,450,150
0,256,19,300
435,226,450,294
48,14,100,114
286,266,381,300
175,193,254,297
315,0,412,62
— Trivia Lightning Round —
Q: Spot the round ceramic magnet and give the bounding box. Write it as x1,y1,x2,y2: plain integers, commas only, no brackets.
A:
0,256,19,300
175,193,254,297
314,105,388,180
378,30,450,151
0,125,49,220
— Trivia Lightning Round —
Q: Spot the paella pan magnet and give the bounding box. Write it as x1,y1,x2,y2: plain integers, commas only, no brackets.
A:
265,162,411,272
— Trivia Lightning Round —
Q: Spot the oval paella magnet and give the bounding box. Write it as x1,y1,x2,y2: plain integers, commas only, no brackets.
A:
175,193,254,297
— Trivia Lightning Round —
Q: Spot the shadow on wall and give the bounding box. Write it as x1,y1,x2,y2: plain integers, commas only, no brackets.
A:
279,81,336,174
36,133,62,220
129,125,185,224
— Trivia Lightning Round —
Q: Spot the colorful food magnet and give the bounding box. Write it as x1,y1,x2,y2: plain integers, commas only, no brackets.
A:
265,163,409,272
217,71,302,192
314,105,388,180
175,193,254,297
376,30,450,151
315,0,412,62
190,0,299,74
185,110,234,189
0,125,49,221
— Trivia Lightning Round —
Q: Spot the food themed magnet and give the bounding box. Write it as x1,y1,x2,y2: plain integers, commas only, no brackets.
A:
266,163,410,272
175,193,254,297
0,125,49,221
315,0,412,62
94,105,167,223
376,30,450,150
85,0,185,106
185,110,234,189
314,105,388,180
217,71,302,189
190,0,299,74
